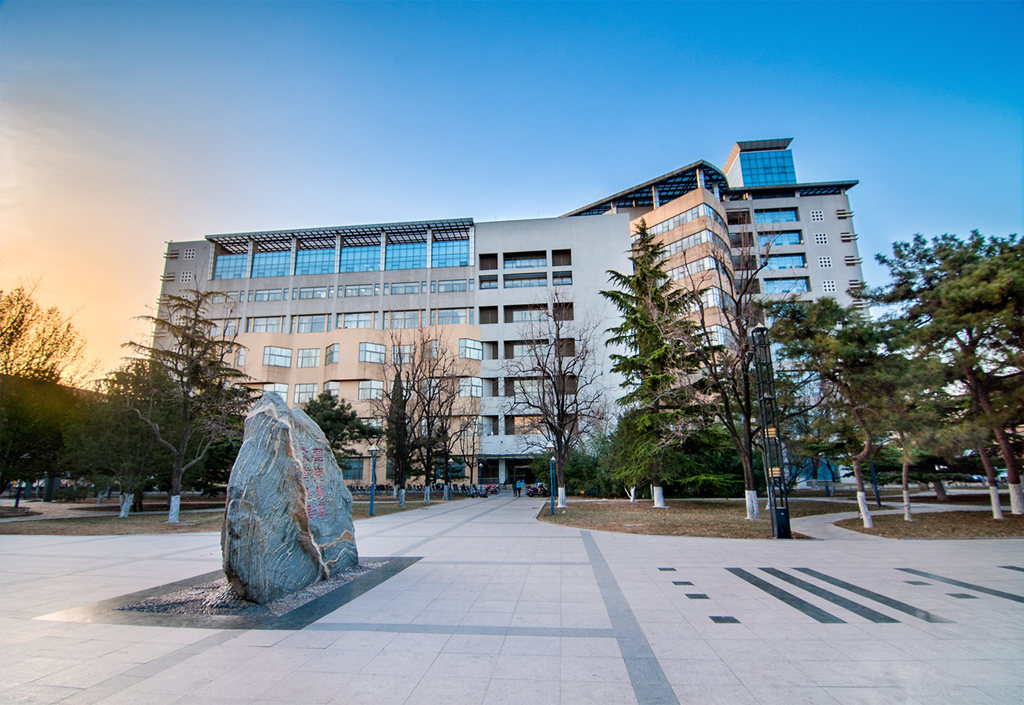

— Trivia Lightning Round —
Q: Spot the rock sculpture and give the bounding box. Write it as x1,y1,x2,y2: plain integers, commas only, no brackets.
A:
222,393,358,604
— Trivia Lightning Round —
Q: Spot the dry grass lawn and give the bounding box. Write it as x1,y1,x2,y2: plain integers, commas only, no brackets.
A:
835,511,1024,538
0,499,453,536
536,499,864,538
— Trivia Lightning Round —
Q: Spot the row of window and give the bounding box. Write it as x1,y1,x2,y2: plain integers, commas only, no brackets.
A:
663,229,730,258
232,279,476,302
668,256,728,280
478,271,572,289
647,203,728,238
213,240,471,280
245,308,476,333
478,249,572,271
261,338,484,369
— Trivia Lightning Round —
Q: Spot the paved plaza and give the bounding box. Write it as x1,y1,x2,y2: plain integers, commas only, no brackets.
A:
2,497,1022,705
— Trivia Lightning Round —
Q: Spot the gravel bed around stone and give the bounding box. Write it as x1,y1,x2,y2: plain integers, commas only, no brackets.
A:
118,561,382,617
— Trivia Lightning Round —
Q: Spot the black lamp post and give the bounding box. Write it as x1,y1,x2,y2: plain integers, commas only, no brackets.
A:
368,443,379,517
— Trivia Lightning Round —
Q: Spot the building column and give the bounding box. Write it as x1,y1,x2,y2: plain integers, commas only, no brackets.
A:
245,240,254,279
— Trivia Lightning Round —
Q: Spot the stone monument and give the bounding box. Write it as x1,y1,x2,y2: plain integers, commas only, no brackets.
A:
222,392,358,604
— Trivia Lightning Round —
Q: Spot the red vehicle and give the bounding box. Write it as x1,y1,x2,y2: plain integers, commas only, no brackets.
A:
526,483,549,497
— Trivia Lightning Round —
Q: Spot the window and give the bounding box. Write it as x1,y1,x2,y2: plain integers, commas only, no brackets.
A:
754,208,799,224
298,286,331,299
343,312,374,329
819,256,832,268
358,380,384,400
764,277,810,294
325,344,339,365
263,382,288,397
479,276,497,290
295,248,335,276
822,280,837,293
263,346,292,367
552,271,572,287
505,305,546,323
504,273,547,288
668,256,726,279
437,308,468,325
251,251,290,278
359,342,386,363
479,306,498,324
297,348,320,368
552,249,572,266
294,383,317,404
324,381,341,398
253,288,284,301
344,284,376,297
504,251,546,269
219,291,242,302
758,231,802,247
179,271,194,284
183,247,196,260
235,348,246,367
389,282,420,295
556,338,575,357
648,204,727,237
506,340,542,359
699,287,731,310
435,279,468,293
810,209,824,222
431,240,470,268
460,377,483,398
814,233,828,246
293,314,326,333
250,316,282,333
727,210,751,225
214,254,247,280
385,242,427,270
339,458,363,481
392,344,414,364
389,310,420,329
739,150,796,186
459,338,482,360
340,246,379,273
212,318,238,338
765,254,806,270
479,253,498,270
553,302,573,321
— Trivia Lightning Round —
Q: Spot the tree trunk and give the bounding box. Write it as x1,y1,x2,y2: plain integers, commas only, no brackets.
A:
978,446,1004,520
423,485,430,503
557,486,567,509
627,486,636,502
652,484,665,508
902,458,913,522
851,457,873,528
119,493,133,518
932,478,948,502
970,379,1021,513
168,494,181,523
398,488,405,508
744,489,759,520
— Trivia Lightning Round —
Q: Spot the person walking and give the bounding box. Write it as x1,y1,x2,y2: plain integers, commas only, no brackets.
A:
515,478,523,498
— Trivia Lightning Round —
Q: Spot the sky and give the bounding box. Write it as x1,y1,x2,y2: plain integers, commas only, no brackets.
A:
2,0,1022,378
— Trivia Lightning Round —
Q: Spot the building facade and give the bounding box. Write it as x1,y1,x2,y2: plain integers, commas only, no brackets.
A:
157,137,864,486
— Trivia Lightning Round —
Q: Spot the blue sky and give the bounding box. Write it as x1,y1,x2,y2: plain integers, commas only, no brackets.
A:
2,1,1022,373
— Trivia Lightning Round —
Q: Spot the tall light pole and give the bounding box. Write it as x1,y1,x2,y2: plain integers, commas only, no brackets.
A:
545,440,555,516
368,443,379,517
446,458,453,500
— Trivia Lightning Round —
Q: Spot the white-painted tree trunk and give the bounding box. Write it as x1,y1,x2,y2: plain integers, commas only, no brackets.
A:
119,493,133,518
652,485,666,508
744,489,760,520
990,486,1005,520
557,486,567,509
1009,483,1023,515
167,494,181,523
398,489,406,508
627,486,636,502
902,489,913,522
392,486,398,498
423,486,431,503
856,490,873,528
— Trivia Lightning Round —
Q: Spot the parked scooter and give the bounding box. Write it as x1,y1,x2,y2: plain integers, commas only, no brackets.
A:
525,483,549,497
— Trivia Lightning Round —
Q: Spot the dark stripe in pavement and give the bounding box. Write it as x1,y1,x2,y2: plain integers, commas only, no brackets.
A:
897,568,1024,604
726,568,844,624
582,531,679,705
998,565,1024,573
760,568,899,623
794,568,952,623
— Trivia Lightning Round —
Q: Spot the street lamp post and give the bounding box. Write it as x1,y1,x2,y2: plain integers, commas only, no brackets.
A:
368,443,379,517
446,459,453,500
545,440,555,516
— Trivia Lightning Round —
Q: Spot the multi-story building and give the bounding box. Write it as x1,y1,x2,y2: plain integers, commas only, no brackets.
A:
159,215,631,486
157,137,864,486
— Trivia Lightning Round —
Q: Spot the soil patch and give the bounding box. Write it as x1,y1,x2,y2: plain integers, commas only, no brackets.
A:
835,511,1024,538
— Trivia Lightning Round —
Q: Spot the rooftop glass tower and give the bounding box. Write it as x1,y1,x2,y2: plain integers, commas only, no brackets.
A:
724,138,797,186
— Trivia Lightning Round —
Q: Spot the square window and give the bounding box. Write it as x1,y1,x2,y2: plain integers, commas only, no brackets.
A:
263,382,288,397
325,344,339,365
358,380,383,400
179,271,194,283
297,348,320,368
359,342,386,363
183,248,196,260
294,383,317,404
822,280,836,293
344,312,374,329
263,346,292,367
810,210,824,222
819,257,832,268
459,338,482,360
814,233,828,246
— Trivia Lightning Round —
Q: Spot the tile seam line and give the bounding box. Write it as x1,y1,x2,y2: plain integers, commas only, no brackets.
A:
581,530,679,705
